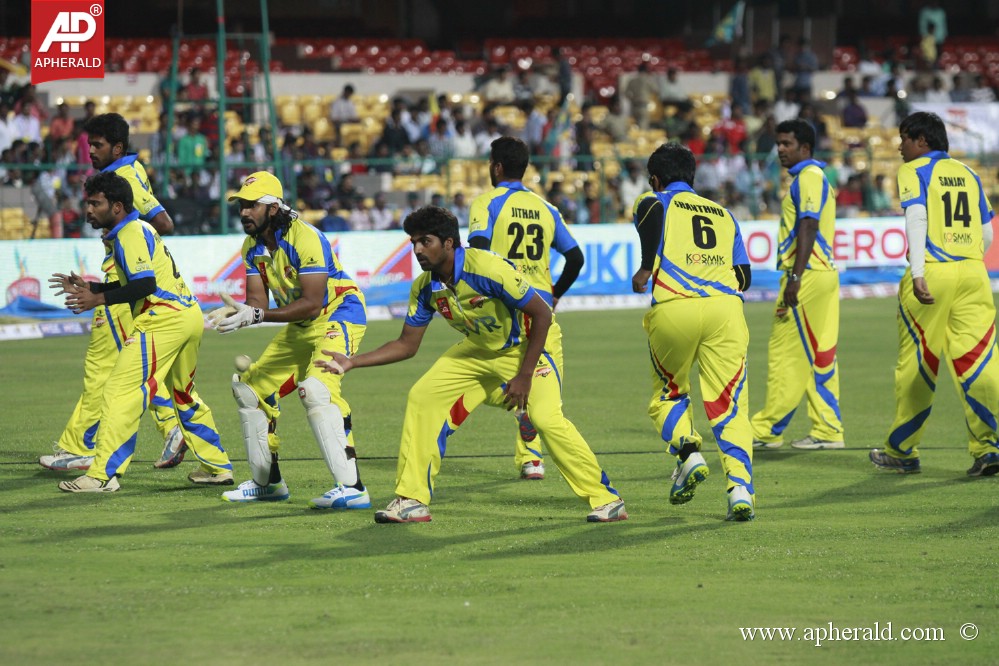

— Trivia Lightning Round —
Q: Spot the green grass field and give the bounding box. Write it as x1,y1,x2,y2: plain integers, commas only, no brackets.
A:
2,299,996,665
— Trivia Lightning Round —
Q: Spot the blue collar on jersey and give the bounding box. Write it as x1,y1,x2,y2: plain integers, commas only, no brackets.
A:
102,152,140,173
430,245,466,289
662,182,696,193
922,150,950,160
788,158,827,175
103,209,141,241
497,180,529,192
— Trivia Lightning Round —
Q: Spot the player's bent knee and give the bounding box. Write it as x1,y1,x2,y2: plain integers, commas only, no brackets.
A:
231,373,261,409
298,376,333,409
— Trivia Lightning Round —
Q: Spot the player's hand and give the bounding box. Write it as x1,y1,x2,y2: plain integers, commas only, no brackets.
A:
49,271,86,296
912,277,935,305
503,372,532,412
314,349,352,375
782,279,801,308
211,293,263,334
632,268,652,293
205,292,240,329
63,282,100,314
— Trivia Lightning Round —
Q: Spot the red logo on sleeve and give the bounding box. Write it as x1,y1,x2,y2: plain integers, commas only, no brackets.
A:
436,297,453,319
31,0,105,84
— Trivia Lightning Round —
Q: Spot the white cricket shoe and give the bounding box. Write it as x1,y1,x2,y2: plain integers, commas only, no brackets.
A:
790,435,845,450
586,498,628,522
309,485,371,510
39,445,93,471
726,485,755,521
222,478,290,502
520,460,545,480
669,451,709,505
374,497,432,523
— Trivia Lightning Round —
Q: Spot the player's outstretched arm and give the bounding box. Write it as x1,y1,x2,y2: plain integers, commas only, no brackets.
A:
315,323,428,375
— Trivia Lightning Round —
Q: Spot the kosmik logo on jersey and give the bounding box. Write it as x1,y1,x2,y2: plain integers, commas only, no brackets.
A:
31,0,105,84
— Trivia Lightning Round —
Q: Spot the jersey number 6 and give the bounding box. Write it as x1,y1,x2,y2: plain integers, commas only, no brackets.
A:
691,215,717,249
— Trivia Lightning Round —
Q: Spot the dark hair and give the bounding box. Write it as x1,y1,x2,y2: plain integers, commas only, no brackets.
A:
84,171,134,213
84,113,129,152
490,136,530,179
647,142,696,187
775,118,816,153
899,111,949,152
403,206,461,248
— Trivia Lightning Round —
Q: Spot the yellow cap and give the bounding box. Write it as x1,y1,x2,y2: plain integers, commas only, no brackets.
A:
228,171,284,202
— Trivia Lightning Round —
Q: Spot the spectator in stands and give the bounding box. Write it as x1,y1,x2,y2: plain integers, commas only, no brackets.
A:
919,23,939,70
950,73,972,102
449,192,470,228
547,180,577,223
426,117,453,162
925,75,950,103
475,118,503,157
252,125,274,163
0,70,15,107
865,173,894,216
330,83,359,144
368,141,394,174
379,107,410,155
841,91,869,128
58,191,83,238
970,74,996,103
401,191,421,220
596,95,630,143
0,101,12,153
664,103,695,142
348,194,373,230
836,173,864,217
770,34,793,97
774,88,800,124
743,99,768,138
430,192,445,208
919,1,948,50
858,75,879,97
907,77,929,103
555,47,573,103
452,119,477,159
714,104,749,155
661,67,688,109
791,38,819,100
318,204,350,232
414,139,438,175
749,53,778,106
522,99,548,154
753,113,778,156
513,69,535,102
683,123,705,156
797,102,829,152
369,192,395,230
336,172,361,209
483,66,516,105
343,140,369,175
10,103,41,144
625,62,658,130
298,167,334,211
619,160,646,215
177,114,209,175
837,76,858,102
693,144,723,202
48,102,74,142
183,68,209,103
14,85,48,122
729,57,751,115
574,114,595,172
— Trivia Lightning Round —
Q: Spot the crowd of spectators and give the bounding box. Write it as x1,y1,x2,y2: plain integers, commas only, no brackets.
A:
2,36,999,237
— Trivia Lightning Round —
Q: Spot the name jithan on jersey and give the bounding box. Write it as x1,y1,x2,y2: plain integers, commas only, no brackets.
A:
31,0,105,84
510,208,541,220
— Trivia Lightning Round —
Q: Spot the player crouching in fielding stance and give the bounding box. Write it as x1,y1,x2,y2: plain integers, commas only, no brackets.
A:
315,206,626,523
871,112,999,476
207,172,371,509
57,172,232,492
631,143,755,520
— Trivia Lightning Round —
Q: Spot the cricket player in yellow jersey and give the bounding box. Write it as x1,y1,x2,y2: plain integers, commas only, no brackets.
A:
631,143,755,521
207,172,371,509
56,172,232,492
871,112,999,476
751,118,844,451
40,113,186,474
468,136,586,481
316,206,626,523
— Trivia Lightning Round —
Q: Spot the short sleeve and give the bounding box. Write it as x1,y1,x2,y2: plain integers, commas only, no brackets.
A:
732,216,749,265
897,162,925,209
292,230,327,274
551,211,578,254
404,276,434,327
127,177,164,221
796,167,827,219
116,225,155,281
467,194,493,241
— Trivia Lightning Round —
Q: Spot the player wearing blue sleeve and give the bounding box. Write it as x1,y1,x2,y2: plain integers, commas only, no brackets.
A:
315,206,626,523
467,136,586,481
40,113,186,474
56,172,231,493
206,172,372,509
750,118,844,451
631,143,755,521
870,112,999,476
